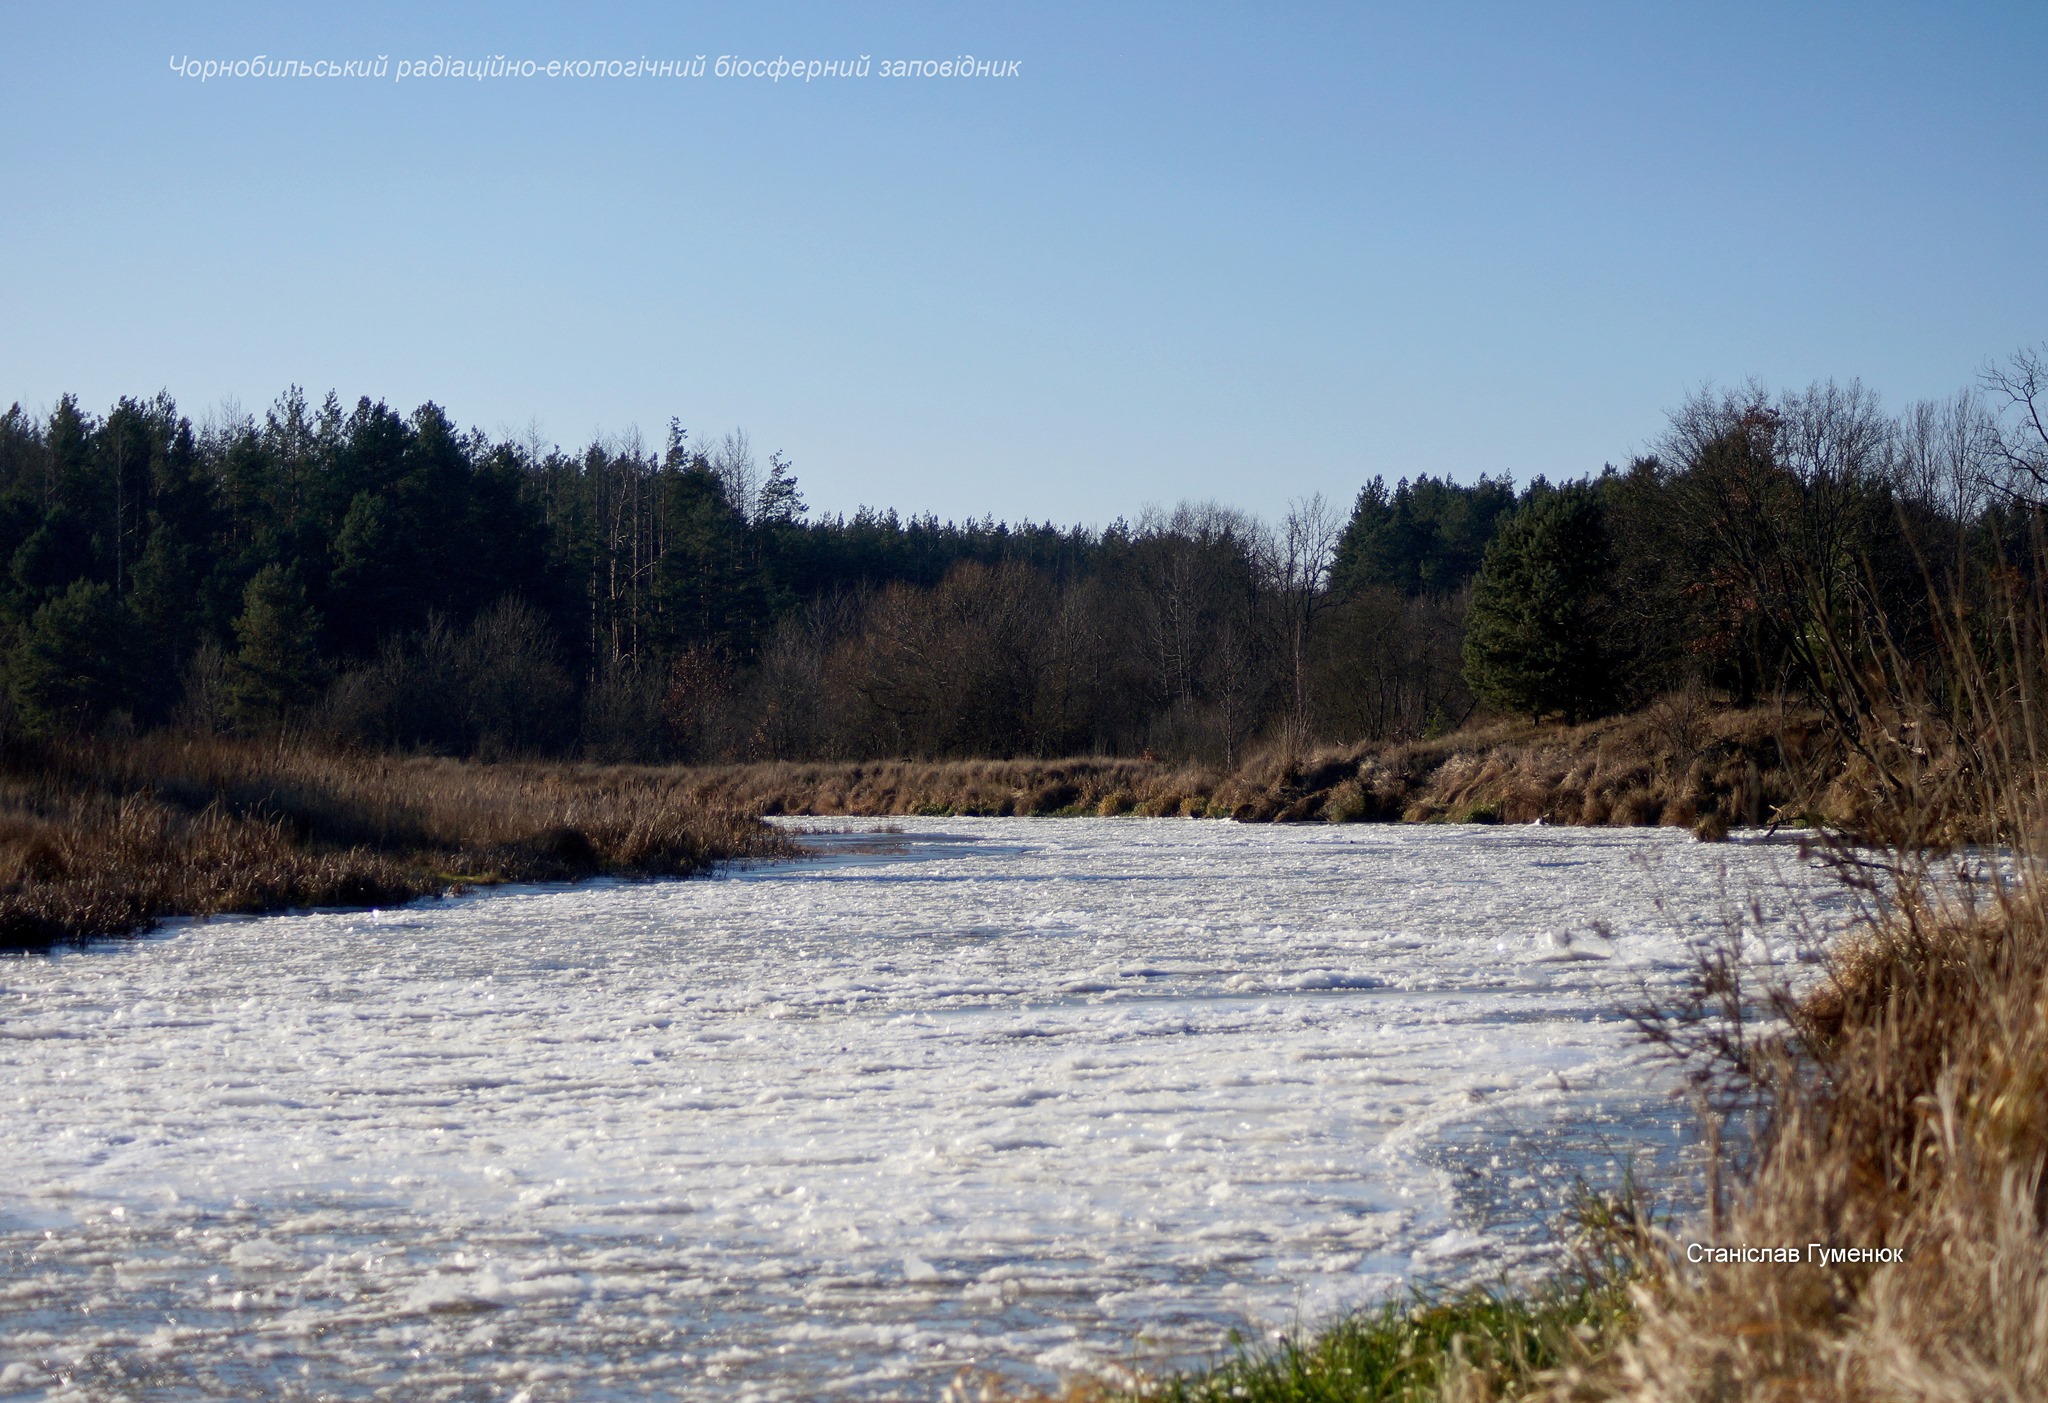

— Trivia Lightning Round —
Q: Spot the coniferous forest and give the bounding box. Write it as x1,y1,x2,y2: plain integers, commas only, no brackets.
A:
2,359,2044,766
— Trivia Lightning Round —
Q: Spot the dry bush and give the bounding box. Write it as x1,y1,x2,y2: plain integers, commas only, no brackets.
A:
1643,686,1715,768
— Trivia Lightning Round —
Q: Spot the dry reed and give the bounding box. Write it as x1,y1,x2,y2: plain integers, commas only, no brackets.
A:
1559,572,2048,1399
0,733,789,951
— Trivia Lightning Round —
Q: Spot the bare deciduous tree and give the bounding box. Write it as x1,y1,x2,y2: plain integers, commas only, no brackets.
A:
1982,345,2048,501
709,429,759,524
1896,390,1997,522
1277,492,1343,750
1662,379,1916,735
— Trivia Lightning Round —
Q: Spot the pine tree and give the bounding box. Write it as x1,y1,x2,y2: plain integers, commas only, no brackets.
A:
226,564,324,729
1461,486,1617,723
8,580,144,735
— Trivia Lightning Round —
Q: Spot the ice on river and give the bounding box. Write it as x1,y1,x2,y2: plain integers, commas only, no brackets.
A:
0,819,1852,1401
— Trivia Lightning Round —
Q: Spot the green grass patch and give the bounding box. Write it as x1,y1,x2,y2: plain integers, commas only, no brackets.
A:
1140,1272,1632,1403
1136,1181,1651,1403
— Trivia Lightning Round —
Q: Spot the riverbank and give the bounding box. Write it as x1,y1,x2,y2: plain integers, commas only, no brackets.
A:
678,702,1832,835
0,735,791,951
0,704,1842,951
13,709,2028,1398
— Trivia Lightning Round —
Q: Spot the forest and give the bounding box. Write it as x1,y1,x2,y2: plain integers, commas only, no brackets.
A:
1,353,2044,768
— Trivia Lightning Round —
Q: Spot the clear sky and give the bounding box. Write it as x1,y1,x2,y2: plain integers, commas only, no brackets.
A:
3,2,2043,525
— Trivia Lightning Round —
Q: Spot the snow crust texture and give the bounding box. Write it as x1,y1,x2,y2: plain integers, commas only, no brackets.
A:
0,819,1848,1400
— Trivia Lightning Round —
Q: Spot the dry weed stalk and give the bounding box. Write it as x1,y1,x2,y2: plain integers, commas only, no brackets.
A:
1592,564,2048,1401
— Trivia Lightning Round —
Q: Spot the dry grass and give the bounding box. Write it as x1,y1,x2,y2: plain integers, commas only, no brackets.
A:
0,733,790,951
1212,704,1824,830
669,704,1833,836
1588,876,2048,1403
673,754,1229,820
1555,587,2048,1399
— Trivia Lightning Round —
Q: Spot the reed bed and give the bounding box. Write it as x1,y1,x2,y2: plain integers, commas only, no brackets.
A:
0,734,790,951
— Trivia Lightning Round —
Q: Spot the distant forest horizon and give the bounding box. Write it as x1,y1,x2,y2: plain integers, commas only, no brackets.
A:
2,352,2045,766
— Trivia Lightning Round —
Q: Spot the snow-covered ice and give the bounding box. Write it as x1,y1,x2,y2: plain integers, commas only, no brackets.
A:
0,818,1850,1400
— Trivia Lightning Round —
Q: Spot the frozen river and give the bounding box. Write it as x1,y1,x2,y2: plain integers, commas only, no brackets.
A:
0,818,1850,1401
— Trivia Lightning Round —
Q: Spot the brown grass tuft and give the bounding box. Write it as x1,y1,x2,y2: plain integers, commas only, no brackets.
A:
1603,885,2048,1402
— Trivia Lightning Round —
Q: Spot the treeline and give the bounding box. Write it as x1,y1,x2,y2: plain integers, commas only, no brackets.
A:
1460,368,2048,735
0,354,2043,764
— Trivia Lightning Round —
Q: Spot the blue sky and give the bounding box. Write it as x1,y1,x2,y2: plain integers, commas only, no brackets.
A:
2,2,2043,524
